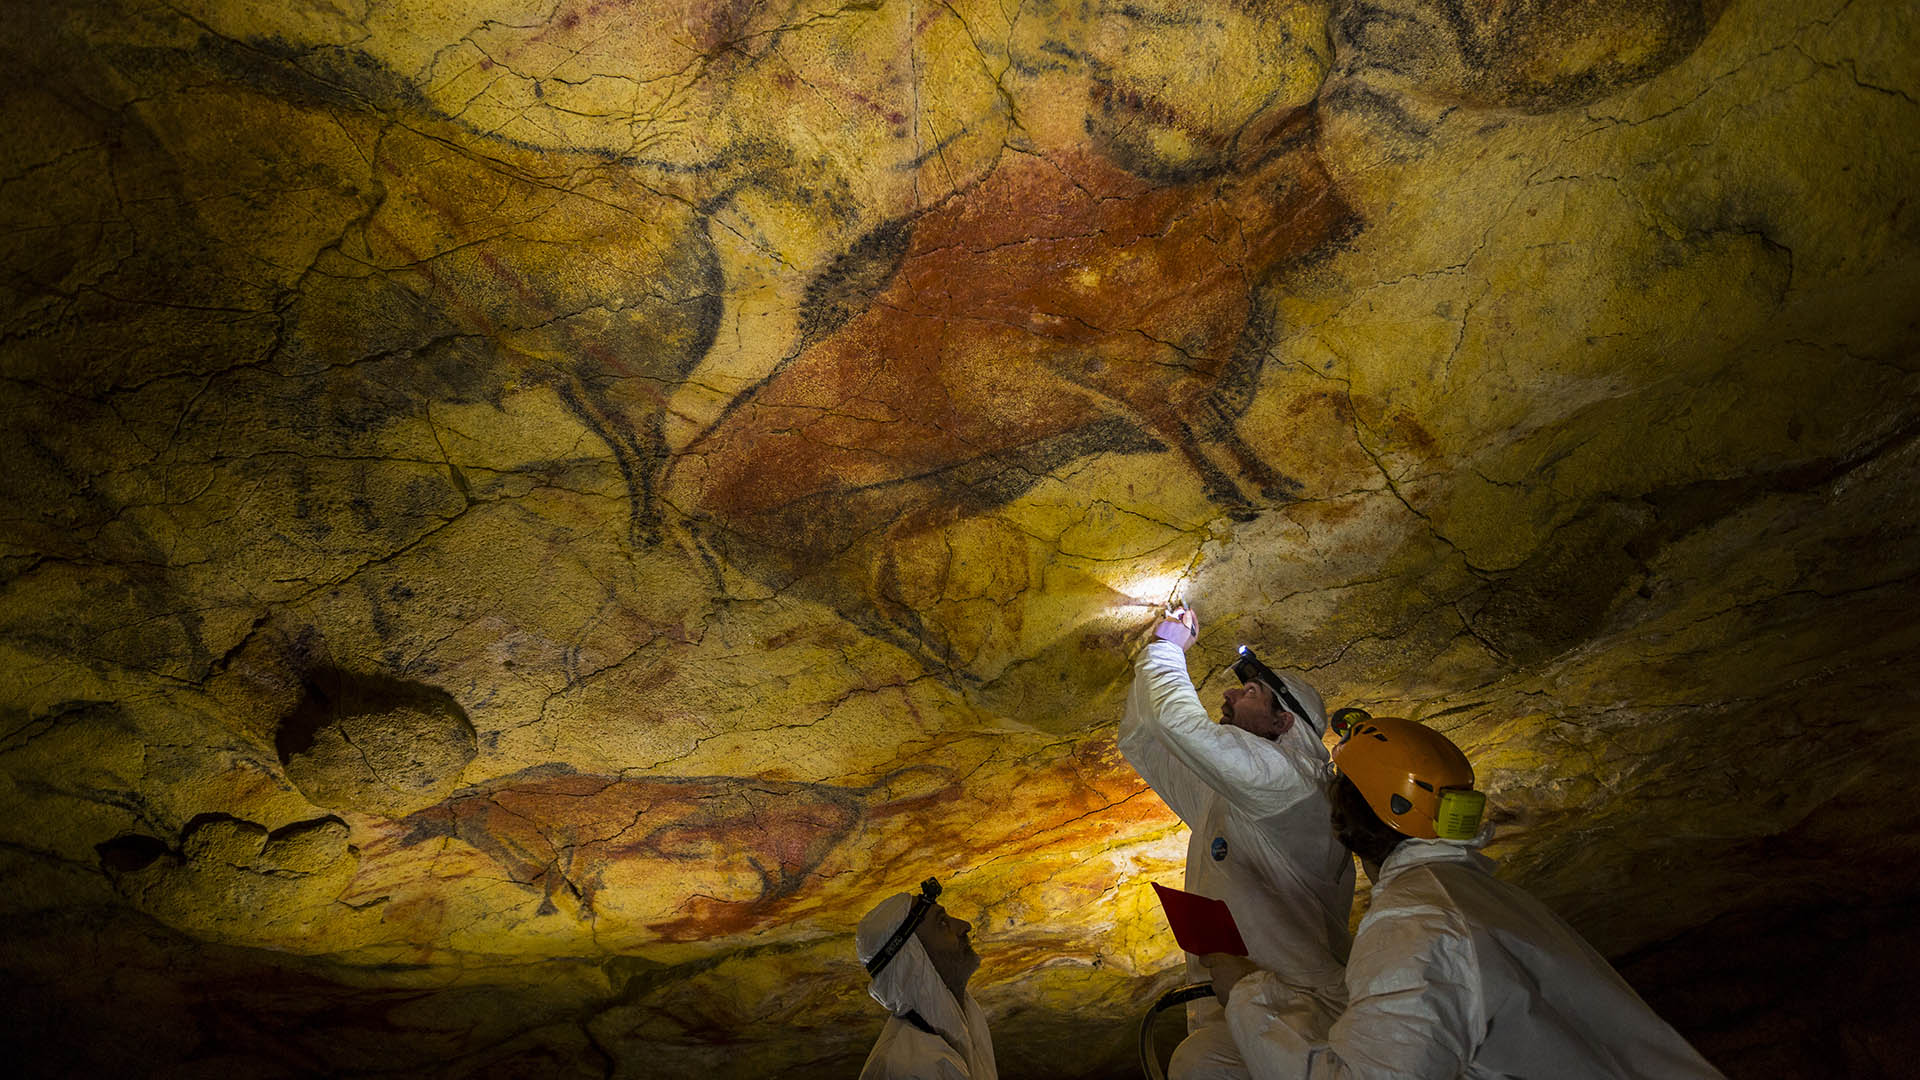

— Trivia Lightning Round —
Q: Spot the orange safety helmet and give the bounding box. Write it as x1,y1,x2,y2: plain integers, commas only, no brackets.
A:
1330,714,1484,840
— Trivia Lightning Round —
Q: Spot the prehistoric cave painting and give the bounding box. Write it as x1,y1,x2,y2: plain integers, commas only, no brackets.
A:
681,129,1350,525
25,0,1732,685
382,763,918,938
654,0,1730,672
1332,0,1730,112
327,147,724,548
91,26,728,548
366,741,1159,945
667,110,1356,667
1077,0,1339,182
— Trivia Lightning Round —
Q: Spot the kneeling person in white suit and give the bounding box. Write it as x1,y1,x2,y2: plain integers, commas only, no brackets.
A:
1205,716,1725,1079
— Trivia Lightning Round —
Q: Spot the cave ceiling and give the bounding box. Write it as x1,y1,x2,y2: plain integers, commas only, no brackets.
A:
1,0,1917,1077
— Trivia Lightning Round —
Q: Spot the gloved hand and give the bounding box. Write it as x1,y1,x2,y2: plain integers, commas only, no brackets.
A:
1154,605,1197,649
1201,952,1259,1007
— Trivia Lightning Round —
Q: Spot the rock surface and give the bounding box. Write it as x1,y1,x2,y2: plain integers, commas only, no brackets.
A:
278,670,478,817
0,0,1916,1076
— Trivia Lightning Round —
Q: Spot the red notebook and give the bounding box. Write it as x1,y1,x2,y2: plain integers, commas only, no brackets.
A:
1151,882,1249,957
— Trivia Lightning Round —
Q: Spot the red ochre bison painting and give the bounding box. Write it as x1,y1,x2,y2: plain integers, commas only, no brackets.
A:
355,740,1166,943
372,765,872,938
672,111,1354,550
665,109,1354,666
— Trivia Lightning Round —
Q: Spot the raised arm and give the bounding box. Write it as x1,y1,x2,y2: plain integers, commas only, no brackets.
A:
1123,639,1322,819
1118,636,1220,824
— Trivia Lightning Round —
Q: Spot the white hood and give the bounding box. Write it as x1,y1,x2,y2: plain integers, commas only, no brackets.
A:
857,891,998,1080
1273,670,1333,778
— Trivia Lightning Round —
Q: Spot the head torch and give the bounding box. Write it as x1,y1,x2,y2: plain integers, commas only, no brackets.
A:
865,877,941,978
1231,646,1322,736
1328,707,1371,739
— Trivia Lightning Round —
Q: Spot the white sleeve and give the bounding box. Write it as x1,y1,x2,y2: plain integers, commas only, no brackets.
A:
1225,909,1478,1080
1118,641,1217,824
1119,641,1318,819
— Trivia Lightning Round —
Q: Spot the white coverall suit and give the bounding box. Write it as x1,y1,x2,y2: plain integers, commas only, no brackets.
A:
1121,640,1356,1080
1223,838,1726,1079
856,891,999,1080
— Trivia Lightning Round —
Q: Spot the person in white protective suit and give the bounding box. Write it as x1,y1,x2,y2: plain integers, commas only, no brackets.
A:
1120,606,1356,1080
1204,715,1726,1079
855,878,998,1080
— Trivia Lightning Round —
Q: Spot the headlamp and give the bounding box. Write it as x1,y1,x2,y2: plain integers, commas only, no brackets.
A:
865,877,941,977
1328,707,1371,739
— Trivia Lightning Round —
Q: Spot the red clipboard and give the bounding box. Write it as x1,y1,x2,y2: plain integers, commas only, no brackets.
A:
1151,882,1249,957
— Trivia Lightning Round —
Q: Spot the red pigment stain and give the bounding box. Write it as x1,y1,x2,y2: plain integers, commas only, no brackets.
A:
687,0,760,54
479,249,544,309
851,744,1173,907
846,89,909,126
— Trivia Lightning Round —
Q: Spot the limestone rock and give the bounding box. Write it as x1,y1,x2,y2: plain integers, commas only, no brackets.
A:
103,814,359,951
277,671,477,818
